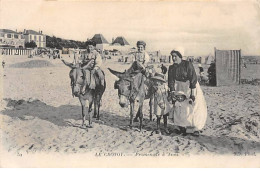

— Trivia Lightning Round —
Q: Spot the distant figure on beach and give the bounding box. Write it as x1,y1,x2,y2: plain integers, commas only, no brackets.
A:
2,60,5,68
160,63,167,74
243,63,247,68
198,64,204,75
208,62,216,86
72,48,81,64
167,50,207,136
198,64,208,84
125,40,151,76
124,56,128,63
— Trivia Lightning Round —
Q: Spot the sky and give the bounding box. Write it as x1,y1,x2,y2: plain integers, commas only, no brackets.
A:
1,0,260,56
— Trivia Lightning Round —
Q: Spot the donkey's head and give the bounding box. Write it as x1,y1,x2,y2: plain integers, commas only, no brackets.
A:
108,68,135,108
62,60,85,97
69,67,85,97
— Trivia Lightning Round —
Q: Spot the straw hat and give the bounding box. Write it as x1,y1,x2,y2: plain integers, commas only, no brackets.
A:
151,72,166,83
173,91,186,96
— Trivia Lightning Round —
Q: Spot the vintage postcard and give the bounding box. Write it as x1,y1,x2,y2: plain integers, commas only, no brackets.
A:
0,0,259,168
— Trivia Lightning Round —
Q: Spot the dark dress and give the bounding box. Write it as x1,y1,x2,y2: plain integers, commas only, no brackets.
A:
167,60,207,131
207,63,216,86
168,60,197,91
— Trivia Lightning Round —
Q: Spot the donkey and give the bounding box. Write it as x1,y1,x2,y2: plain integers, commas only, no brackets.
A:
62,60,106,128
108,68,155,131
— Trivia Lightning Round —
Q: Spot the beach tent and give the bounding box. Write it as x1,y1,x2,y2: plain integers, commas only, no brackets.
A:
91,34,109,44
112,36,130,46
199,56,206,64
215,48,241,86
206,54,215,65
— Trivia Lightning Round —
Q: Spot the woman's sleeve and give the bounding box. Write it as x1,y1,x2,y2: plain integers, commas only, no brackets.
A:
168,65,175,91
187,62,197,89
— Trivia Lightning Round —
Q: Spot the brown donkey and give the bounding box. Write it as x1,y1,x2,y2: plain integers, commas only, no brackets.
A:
108,68,154,131
62,60,106,128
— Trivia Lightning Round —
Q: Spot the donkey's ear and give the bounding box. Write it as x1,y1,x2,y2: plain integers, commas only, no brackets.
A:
108,68,124,78
114,80,119,89
61,59,75,69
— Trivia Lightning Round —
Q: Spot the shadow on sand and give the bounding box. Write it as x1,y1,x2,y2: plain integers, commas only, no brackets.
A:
1,98,260,155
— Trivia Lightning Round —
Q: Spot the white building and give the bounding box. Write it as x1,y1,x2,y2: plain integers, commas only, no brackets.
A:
91,34,109,51
23,29,46,48
0,29,25,48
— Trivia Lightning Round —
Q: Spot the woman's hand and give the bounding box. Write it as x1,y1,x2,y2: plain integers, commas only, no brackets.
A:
189,95,195,104
167,91,176,104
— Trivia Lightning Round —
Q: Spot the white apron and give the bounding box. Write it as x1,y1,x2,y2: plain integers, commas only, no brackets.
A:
169,80,207,130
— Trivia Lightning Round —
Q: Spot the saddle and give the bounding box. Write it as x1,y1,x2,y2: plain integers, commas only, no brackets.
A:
83,69,105,90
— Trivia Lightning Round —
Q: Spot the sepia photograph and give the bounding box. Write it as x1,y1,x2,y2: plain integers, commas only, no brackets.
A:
0,0,259,168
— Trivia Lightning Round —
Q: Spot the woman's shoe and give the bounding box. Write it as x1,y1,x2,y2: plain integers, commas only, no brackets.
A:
192,131,200,137
180,127,187,136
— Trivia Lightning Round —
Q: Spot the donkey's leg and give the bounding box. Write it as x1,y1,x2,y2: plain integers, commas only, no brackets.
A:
93,95,97,118
133,110,140,122
138,102,144,131
83,99,90,127
163,115,169,134
97,97,101,120
129,101,134,129
156,115,162,134
79,98,86,127
95,94,101,120
88,101,94,128
149,95,154,121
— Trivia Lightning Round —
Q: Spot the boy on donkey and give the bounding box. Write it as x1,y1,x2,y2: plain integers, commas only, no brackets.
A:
79,40,105,92
61,39,105,94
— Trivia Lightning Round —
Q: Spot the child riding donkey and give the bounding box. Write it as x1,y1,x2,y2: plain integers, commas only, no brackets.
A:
125,41,154,76
62,40,105,94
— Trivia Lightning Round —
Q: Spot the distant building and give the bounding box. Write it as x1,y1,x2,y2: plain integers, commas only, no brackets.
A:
148,50,161,63
89,34,133,57
23,29,46,48
91,34,109,51
0,29,25,48
112,36,130,46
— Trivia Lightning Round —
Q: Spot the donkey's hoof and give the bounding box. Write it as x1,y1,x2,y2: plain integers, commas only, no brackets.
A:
165,129,170,134
133,118,139,122
155,130,161,135
127,125,133,130
88,124,94,128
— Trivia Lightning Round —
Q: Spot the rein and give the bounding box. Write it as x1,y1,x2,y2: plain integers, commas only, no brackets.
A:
70,68,86,97
120,75,144,101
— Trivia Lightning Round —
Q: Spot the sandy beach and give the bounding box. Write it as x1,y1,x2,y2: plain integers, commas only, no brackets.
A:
0,55,260,167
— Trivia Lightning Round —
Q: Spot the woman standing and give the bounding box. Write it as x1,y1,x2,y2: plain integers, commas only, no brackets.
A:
168,50,207,136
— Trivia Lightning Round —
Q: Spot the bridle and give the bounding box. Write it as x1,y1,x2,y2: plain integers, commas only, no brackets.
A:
70,68,85,97
115,75,144,101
